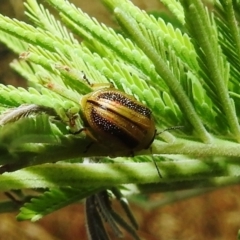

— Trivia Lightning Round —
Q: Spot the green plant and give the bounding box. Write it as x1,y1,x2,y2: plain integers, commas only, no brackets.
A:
0,0,240,239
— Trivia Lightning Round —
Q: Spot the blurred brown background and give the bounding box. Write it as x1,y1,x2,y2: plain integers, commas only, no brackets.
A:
1,0,240,239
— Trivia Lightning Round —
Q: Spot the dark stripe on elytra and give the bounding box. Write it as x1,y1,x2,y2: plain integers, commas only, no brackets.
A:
97,91,152,118
90,107,139,149
87,98,151,131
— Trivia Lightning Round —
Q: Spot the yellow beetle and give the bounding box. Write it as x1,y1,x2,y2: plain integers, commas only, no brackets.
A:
80,87,156,152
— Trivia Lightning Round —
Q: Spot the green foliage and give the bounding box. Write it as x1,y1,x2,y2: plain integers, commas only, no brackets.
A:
0,0,240,228
17,187,101,221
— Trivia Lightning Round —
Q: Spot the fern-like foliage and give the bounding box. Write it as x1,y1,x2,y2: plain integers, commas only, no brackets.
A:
17,187,101,221
0,0,240,236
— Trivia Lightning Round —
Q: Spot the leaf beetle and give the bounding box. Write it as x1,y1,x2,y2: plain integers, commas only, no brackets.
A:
79,85,162,178
80,86,156,152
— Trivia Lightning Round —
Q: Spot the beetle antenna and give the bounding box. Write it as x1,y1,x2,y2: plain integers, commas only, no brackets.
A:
157,125,184,136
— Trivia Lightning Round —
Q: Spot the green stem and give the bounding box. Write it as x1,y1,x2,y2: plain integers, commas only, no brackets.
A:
114,8,211,144
1,158,240,191
2,134,240,172
152,137,240,156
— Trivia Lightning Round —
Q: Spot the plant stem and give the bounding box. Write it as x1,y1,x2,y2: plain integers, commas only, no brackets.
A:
1,158,240,191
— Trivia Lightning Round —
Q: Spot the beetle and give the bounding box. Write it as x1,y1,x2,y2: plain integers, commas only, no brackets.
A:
79,86,162,178
80,87,156,152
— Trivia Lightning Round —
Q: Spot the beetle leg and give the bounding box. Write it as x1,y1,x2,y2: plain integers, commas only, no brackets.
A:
149,147,162,178
83,142,95,153
152,157,162,178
